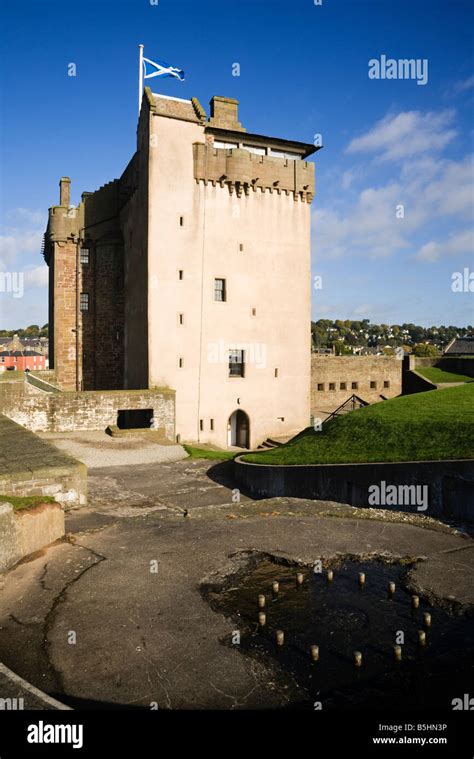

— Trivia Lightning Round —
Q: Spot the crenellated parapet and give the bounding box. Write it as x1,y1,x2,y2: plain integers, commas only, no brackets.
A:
192,143,315,202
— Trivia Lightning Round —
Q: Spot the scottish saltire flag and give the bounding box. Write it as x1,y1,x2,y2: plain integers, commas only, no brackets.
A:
143,57,185,82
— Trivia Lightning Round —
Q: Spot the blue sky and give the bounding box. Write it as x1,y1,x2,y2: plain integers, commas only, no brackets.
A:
0,0,473,329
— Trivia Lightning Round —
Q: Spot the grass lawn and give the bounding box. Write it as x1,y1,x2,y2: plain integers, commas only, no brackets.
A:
183,444,236,461
243,384,474,465
0,495,57,511
415,366,473,384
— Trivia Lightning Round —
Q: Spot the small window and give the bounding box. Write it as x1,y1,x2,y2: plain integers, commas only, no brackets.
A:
340,382,347,390
329,382,336,391
352,381,358,390
80,292,89,311
384,380,390,388
80,248,89,264
179,313,184,325
277,417,285,422
274,368,279,378
229,349,244,378
199,419,204,431
239,243,244,252
251,308,256,316
179,216,184,227
178,270,183,280
317,383,324,391
179,357,184,368
210,419,214,431
370,381,377,389
214,278,226,302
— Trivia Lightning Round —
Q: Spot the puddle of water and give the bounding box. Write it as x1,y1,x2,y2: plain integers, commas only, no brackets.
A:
206,559,474,710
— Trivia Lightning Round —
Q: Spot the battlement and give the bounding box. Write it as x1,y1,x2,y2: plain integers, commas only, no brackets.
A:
192,143,315,201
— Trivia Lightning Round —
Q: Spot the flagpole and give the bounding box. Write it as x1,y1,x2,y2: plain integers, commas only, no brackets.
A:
138,44,144,116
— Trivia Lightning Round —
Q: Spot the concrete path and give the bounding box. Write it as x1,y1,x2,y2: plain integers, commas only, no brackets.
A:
38,431,187,468
0,454,472,709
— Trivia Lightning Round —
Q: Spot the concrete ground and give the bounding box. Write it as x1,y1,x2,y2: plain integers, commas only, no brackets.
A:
0,455,473,710
38,431,187,468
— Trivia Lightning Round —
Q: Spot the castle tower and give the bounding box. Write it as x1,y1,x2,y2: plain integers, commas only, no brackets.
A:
44,90,319,448
139,90,317,448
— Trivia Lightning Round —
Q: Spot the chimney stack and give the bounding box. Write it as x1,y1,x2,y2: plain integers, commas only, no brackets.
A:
208,97,246,132
59,177,71,207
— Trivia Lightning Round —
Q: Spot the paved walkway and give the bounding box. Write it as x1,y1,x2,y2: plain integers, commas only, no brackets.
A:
38,431,187,468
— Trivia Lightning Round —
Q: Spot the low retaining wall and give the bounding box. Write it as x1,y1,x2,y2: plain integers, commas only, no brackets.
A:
402,370,436,395
0,385,176,440
0,501,65,573
0,414,87,508
408,356,474,378
234,457,474,521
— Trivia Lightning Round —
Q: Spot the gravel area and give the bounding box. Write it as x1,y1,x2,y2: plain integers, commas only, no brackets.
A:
38,430,187,468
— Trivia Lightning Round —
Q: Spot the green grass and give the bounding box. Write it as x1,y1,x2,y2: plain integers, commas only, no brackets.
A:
0,495,57,512
243,384,474,465
415,366,473,384
183,444,236,461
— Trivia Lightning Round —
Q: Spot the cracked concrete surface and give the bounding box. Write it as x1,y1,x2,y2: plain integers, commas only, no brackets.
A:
0,458,473,710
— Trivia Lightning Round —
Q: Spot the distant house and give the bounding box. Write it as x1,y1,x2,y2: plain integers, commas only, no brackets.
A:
0,350,46,372
444,337,474,355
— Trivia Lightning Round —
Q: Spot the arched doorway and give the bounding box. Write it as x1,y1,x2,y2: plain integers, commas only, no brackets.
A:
227,410,250,448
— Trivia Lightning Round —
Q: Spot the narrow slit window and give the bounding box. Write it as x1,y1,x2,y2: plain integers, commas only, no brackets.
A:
214,278,226,302
229,349,245,378
179,313,184,325
210,419,214,431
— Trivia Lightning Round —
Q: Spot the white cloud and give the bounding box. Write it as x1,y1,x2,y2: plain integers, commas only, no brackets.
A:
415,229,474,263
346,110,457,162
315,107,473,262
0,208,45,271
5,209,46,226
0,231,43,271
453,75,474,93
24,265,49,287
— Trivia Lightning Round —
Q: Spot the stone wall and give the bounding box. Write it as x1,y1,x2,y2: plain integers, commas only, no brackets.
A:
0,501,65,573
0,414,87,509
234,456,474,521
0,384,175,439
311,355,402,414
410,356,474,378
